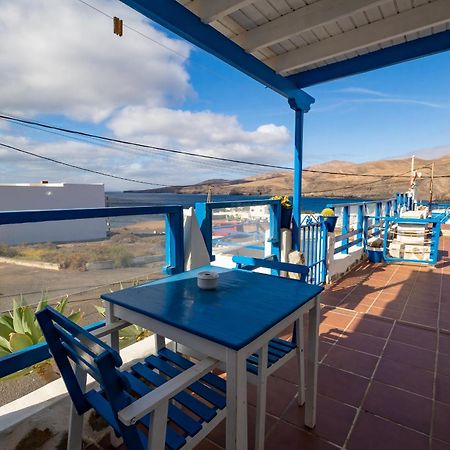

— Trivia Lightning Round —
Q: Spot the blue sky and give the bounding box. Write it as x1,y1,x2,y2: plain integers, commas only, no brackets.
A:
184,44,450,165
1,0,449,190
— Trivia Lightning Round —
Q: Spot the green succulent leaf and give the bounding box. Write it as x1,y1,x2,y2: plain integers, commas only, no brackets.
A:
0,336,11,353
0,315,14,331
0,322,13,340
94,305,106,317
9,333,33,352
35,296,49,314
22,308,42,344
56,296,69,314
12,299,25,335
67,311,82,324
0,347,10,358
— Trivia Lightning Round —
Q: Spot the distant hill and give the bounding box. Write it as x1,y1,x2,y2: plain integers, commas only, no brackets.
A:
126,154,450,201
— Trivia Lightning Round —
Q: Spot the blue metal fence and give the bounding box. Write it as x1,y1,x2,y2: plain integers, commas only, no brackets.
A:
299,215,327,285
0,205,184,378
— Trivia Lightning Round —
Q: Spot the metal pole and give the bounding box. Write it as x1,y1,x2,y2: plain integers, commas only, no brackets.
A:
289,100,304,251
429,162,434,211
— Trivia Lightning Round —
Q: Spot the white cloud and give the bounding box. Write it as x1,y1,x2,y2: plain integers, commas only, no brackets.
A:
0,0,192,122
315,86,447,112
108,106,291,163
0,1,294,189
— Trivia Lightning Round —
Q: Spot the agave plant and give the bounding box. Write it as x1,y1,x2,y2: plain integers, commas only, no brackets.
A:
95,304,150,348
0,295,82,380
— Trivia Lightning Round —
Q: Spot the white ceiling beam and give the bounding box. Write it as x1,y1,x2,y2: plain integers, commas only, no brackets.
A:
188,0,254,24
265,0,450,75
234,0,387,52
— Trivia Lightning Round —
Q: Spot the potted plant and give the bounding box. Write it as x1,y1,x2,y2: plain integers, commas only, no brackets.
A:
272,195,292,229
320,208,338,232
366,237,384,263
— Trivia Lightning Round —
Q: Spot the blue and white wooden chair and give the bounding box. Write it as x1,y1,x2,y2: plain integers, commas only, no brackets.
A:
36,307,226,450
232,255,309,450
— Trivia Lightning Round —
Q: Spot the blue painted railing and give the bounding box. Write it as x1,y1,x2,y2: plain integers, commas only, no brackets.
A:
0,205,184,378
195,199,281,261
327,199,395,256
382,216,441,265
299,215,327,285
0,205,185,274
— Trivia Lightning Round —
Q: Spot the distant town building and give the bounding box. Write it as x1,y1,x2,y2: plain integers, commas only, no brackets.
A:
0,182,106,245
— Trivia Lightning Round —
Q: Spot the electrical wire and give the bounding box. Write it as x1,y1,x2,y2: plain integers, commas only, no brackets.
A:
0,141,168,187
0,114,427,178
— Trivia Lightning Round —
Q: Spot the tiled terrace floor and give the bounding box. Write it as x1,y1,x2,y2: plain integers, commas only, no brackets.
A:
113,235,450,450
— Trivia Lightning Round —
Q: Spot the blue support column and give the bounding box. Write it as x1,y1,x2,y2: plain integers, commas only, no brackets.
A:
289,99,305,251
342,206,349,254
164,207,185,274
357,204,364,246
375,202,381,234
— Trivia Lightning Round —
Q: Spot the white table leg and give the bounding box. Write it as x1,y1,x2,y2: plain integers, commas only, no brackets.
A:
226,349,248,450
105,302,120,351
255,345,268,450
67,366,86,450
305,294,320,428
296,316,306,406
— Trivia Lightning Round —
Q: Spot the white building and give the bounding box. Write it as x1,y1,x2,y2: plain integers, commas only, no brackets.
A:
0,182,106,245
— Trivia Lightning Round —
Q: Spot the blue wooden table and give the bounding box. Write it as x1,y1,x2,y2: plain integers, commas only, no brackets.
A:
102,266,323,450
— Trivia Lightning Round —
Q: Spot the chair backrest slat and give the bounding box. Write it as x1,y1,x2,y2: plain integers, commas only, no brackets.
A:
232,255,309,282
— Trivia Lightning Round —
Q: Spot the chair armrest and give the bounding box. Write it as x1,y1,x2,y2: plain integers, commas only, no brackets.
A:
118,356,219,425
232,256,309,281
92,320,130,338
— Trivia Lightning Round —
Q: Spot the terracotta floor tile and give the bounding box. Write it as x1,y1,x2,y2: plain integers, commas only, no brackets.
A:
196,439,224,450
439,312,450,332
401,306,438,328
323,345,378,378
374,357,434,398
439,333,450,356
339,301,371,313
282,394,356,446
319,323,344,343
434,402,450,443
363,381,432,434
247,375,297,418
390,323,437,351
320,310,355,329
383,340,435,371
207,404,277,450
264,420,337,450
437,353,450,377
272,355,301,385
347,411,429,450
318,364,369,407
346,316,393,339
431,439,450,450
436,374,450,405
371,297,406,311
367,305,403,320
336,330,386,356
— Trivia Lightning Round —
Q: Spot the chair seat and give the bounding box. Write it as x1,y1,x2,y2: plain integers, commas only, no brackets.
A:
85,348,226,450
246,338,296,375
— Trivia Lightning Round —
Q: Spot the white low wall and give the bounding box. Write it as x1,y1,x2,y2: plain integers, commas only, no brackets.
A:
326,233,365,282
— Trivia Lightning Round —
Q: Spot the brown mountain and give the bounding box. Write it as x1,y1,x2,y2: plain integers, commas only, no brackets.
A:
127,154,450,201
